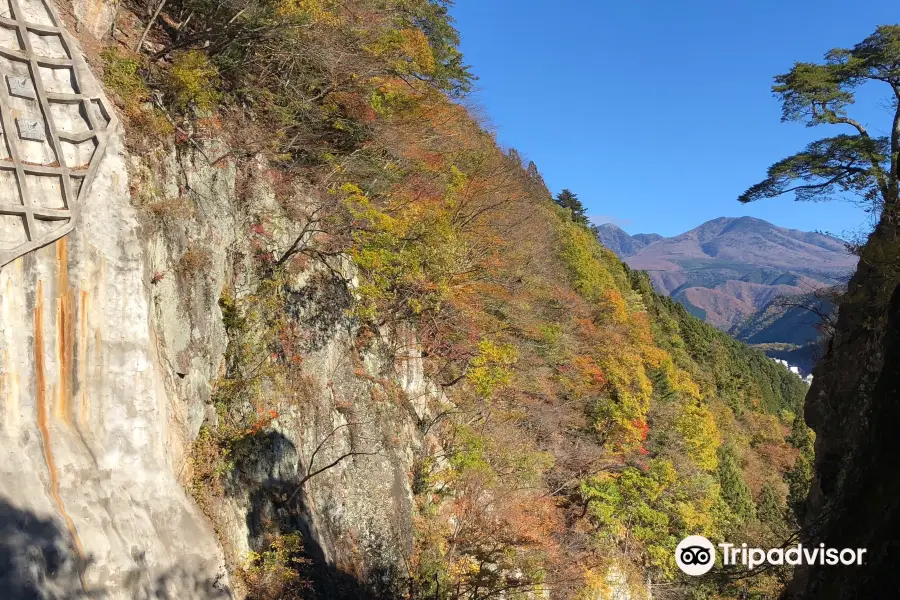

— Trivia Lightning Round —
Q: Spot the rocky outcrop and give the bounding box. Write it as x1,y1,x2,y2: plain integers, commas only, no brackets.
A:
69,0,116,41
0,0,433,589
133,146,430,596
0,2,229,595
783,215,900,599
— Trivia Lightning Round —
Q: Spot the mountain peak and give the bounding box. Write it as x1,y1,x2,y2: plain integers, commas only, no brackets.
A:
652,216,848,259
594,223,663,257
597,215,856,349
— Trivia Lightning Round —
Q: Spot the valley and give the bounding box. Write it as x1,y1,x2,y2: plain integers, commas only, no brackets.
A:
0,2,897,599
597,217,857,371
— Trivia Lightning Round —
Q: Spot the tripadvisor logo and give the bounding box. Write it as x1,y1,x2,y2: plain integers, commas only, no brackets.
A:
676,535,716,575
675,535,868,576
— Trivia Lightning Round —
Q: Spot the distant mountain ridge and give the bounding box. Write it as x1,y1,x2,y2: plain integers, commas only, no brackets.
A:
595,224,663,257
596,217,857,372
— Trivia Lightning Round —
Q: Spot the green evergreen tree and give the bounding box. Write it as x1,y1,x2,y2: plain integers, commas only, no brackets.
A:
718,446,756,525
554,189,589,225
756,481,790,538
393,0,475,97
756,482,782,524
786,454,813,524
739,25,900,211
788,415,815,453
785,416,815,524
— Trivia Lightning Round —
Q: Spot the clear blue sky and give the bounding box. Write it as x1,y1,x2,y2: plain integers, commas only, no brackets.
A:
449,0,898,238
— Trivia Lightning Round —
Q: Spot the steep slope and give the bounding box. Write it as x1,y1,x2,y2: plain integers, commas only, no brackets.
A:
0,2,228,597
782,214,900,599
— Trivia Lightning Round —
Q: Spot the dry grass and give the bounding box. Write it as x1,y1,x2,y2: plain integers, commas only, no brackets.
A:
177,244,212,276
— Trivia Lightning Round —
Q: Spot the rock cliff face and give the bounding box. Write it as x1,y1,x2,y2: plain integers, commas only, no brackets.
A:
132,145,430,597
0,2,229,596
0,4,434,596
783,215,900,599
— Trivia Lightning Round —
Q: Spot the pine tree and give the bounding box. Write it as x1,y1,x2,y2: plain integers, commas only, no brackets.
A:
757,482,786,531
785,416,815,524
739,26,900,212
554,189,589,225
718,446,756,525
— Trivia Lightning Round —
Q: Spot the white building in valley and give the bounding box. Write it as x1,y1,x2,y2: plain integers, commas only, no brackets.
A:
771,357,813,385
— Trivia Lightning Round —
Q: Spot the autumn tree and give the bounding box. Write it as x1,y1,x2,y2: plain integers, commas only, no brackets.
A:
739,25,900,216
122,0,816,594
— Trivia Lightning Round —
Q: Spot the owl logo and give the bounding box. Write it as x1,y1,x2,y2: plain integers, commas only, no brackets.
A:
675,535,716,576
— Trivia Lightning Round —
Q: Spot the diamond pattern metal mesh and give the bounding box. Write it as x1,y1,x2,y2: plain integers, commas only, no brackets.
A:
0,0,116,267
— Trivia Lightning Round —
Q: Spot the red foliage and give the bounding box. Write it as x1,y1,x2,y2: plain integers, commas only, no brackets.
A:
632,418,650,441
246,409,279,436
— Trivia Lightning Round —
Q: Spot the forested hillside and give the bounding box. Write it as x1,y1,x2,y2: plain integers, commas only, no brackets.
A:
92,0,813,597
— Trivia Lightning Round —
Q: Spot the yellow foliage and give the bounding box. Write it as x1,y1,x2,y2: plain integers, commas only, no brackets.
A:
101,48,173,140
676,402,721,471
242,532,310,597
640,344,669,371
670,365,702,399
341,181,467,321
468,339,519,398
559,222,625,321
578,568,612,600
368,28,437,76
276,0,341,23
101,48,147,100
167,50,220,111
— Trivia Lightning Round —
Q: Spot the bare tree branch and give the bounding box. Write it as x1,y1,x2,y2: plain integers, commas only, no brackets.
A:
286,421,380,503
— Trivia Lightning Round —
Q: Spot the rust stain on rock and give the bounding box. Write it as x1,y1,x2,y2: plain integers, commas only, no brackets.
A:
34,280,91,596
55,239,75,424
79,288,89,429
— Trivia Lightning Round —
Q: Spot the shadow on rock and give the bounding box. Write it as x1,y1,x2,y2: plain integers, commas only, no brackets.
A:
0,498,92,599
125,554,231,600
0,498,231,600
232,430,400,599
